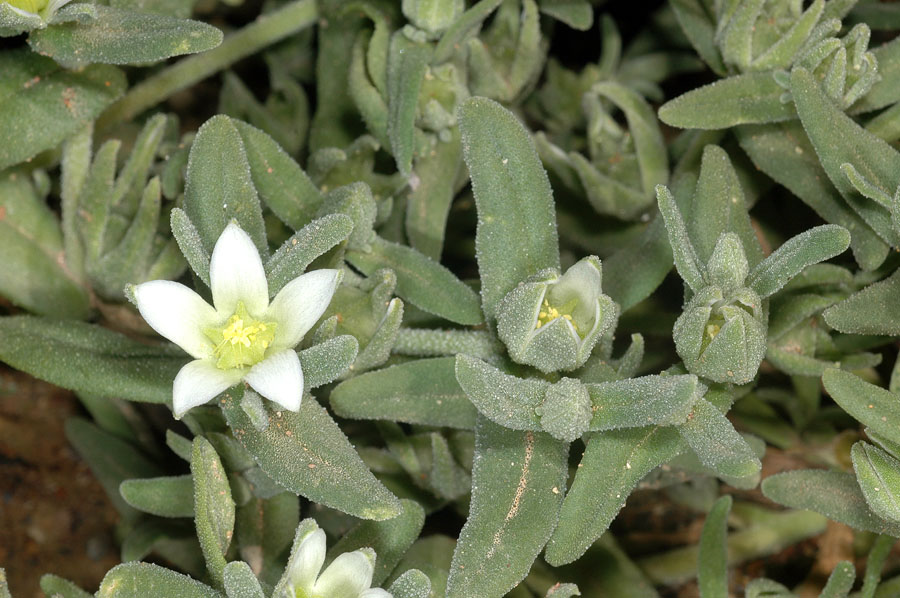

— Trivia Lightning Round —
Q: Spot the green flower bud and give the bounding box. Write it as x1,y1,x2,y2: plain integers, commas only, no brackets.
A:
673,285,767,384
497,256,619,373
402,0,463,36
536,377,592,442
707,233,749,291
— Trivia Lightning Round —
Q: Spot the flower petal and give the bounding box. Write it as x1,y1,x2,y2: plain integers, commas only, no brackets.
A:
172,359,243,418
267,269,341,350
287,526,326,593
210,222,269,317
133,280,218,359
313,549,375,598
244,350,303,411
360,589,392,598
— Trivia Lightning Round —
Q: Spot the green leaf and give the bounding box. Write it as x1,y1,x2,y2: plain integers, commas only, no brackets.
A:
593,82,668,197
331,357,477,429
432,0,502,64
820,561,855,598
66,418,163,521
588,375,701,431
545,426,684,565
184,115,267,256
678,398,761,480
458,96,560,321
120,475,194,518
327,499,425,585
0,50,125,171
97,563,222,598
669,0,726,75
221,389,401,520
698,496,732,598
823,369,900,447
299,335,359,391
170,208,211,286
735,122,888,271
853,441,900,524
0,169,90,318
234,493,299,580
659,73,795,130
232,119,323,230
854,37,900,113
387,32,431,177
656,184,705,292
265,214,353,296
747,225,851,298
762,469,900,535
0,316,187,404
405,130,462,260
192,436,235,586
454,354,546,430
447,417,568,598
40,574,92,598
222,561,264,598
824,269,900,335
28,4,222,66
602,214,673,312
689,144,762,267
538,0,592,30
347,236,482,325
389,569,432,598
29,6,221,66
791,66,900,245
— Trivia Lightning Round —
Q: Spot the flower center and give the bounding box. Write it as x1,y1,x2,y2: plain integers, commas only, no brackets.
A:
536,298,577,333
205,301,276,370
6,0,47,13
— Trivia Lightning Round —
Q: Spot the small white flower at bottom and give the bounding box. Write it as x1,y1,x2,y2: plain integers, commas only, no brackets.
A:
276,518,392,598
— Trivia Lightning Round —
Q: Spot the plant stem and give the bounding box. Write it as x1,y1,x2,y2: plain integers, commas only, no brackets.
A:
97,0,317,130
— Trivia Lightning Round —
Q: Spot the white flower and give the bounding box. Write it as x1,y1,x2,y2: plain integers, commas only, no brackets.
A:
277,519,392,598
130,222,340,418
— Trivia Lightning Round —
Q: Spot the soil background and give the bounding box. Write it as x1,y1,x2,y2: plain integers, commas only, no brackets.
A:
0,367,119,598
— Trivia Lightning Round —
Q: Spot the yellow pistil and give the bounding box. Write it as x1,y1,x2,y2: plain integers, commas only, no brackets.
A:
706,323,721,340
205,301,276,370
536,299,575,331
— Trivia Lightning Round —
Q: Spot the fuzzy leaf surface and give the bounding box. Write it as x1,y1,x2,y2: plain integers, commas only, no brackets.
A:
331,357,477,429
762,470,900,536
0,316,187,404
347,236,482,325
0,50,125,171
221,390,401,520
546,426,684,565
459,97,560,321
97,563,221,598
447,417,568,598
28,6,221,66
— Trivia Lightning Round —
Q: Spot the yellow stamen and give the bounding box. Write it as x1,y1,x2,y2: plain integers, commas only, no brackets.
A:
205,301,276,369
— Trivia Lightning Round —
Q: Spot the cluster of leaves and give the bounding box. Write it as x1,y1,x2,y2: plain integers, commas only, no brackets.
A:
7,0,900,597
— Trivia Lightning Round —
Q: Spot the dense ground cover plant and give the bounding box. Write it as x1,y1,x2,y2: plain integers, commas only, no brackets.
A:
6,0,900,596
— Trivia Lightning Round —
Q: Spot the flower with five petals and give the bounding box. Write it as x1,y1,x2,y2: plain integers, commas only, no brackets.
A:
130,222,341,418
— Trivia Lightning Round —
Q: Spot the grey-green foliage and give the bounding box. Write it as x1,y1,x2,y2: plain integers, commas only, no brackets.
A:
67,114,187,300
657,177,850,384
664,0,881,129
0,50,125,171
28,6,222,67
